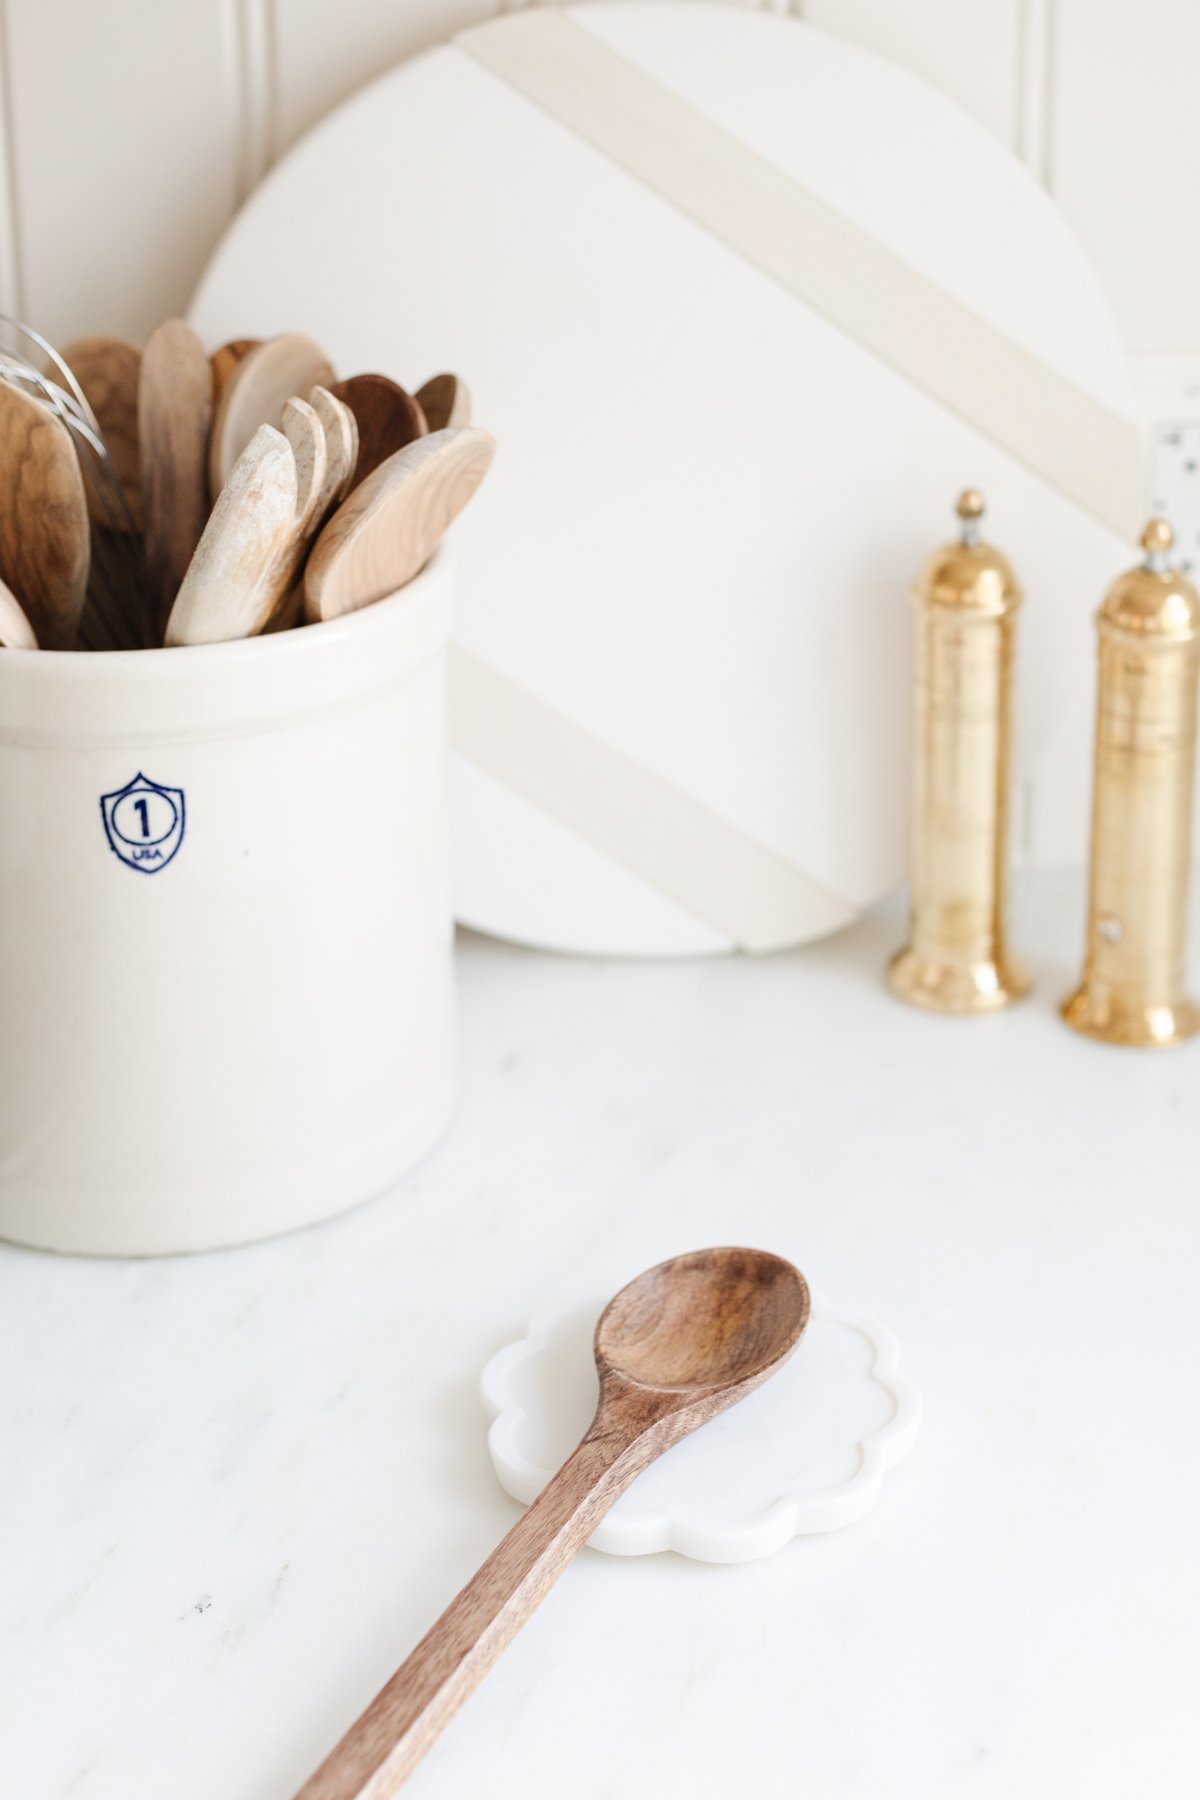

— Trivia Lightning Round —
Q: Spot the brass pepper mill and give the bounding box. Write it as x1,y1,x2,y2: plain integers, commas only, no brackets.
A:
1061,519,1200,1048
888,489,1029,1013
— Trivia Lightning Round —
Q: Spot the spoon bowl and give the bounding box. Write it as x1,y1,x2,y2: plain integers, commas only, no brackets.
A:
597,1246,808,1393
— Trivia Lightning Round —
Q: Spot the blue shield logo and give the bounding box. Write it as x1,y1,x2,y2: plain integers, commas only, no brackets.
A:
100,773,186,874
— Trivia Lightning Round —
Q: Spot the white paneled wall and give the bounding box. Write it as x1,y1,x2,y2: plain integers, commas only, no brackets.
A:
0,0,1195,866
806,0,1025,146
271,0,491,157
1052,0,1200,354
1,1,243,345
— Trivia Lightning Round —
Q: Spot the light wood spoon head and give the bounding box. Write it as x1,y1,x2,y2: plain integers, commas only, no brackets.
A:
0,381,89,649
330,374,427,490
139,318,213,644
415,373,472,432
59,335,142,531
307,385,358,521
281,395,327,533
164,424,298,647
209,333,335,498
253,395,328,634
0,574,38,648
304,426,496,623
210,337,261,406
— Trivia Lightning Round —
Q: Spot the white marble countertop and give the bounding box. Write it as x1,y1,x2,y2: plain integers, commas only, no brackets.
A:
3,872,1198,1800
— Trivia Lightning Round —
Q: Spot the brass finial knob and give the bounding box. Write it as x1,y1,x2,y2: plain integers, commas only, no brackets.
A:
956,488,985,548
1142,517,1174,557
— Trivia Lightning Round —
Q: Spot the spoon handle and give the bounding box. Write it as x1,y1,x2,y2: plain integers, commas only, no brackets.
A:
292,1411,660,1800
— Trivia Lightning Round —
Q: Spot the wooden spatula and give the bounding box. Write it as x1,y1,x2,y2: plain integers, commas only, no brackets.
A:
330,374,426,491
164,424,298,647
0,380,89,648
209,333,335,497
59,335,142,531
415,373,472,431
0,574,38,648
139,319,212,644
304,428,495,623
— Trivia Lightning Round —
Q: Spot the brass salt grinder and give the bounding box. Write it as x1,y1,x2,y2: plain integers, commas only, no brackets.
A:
888,489,1029,1013
1062,519,1200,1047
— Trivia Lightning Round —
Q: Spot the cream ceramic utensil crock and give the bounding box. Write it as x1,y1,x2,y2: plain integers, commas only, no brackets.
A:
0,551,455,1255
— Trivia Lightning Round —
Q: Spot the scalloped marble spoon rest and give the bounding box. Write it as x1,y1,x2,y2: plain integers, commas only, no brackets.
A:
483,1287,921,1562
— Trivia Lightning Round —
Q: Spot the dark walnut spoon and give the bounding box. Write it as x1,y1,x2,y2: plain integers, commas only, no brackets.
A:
295,1247,810,1799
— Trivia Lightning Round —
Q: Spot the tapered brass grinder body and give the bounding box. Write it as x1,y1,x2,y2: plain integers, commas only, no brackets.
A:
888,490,1029,1013
1062,519,1200,1048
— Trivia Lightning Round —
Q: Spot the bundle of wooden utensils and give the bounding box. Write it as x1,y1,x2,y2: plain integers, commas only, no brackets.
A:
0,317,495,652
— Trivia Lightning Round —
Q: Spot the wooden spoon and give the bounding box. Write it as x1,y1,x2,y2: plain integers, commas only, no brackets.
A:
139,318,212,644
209,333,335,497
415,372,472,432
307,385,358,522
164,423,298,647
304,427,496,622
0,574,38,648
0,380,89,649
260,394,328,631
264,388,358,635
330,373,426,490
59,335,142,530
293,1248,809,1800
210,337,261,406
281,394,328,535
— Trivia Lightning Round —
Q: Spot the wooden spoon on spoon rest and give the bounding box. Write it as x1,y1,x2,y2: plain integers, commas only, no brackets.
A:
292,1247,809,1799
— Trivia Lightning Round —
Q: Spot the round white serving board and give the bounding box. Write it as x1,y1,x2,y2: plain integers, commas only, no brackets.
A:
190,1,1134,957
